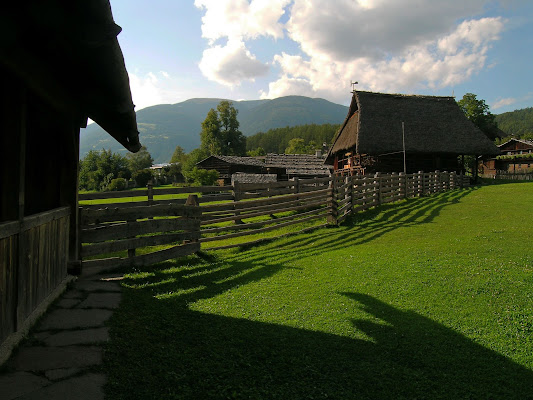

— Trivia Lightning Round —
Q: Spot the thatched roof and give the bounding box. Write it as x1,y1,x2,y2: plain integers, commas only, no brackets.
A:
326,91,499,163
0,1,140,152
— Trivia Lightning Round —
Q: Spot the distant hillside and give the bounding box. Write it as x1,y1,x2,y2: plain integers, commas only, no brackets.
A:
81,96,348,163
246,124,341,154
495,107,533,138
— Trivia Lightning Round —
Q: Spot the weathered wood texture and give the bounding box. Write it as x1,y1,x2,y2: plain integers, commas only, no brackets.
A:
80,196,201,269
78,172,468,268
0,207,69,344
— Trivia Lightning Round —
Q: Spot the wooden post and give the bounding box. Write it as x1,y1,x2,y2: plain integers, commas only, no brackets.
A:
327,178,338,225
232,181,243,224
147,180,154,220
16,87,27,329
184,194,200,246
419,171,425,196
399,172,406,199
374,172,381,206
345,175,352,217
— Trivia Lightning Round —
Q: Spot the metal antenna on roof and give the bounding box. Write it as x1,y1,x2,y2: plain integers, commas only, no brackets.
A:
351,81,358,93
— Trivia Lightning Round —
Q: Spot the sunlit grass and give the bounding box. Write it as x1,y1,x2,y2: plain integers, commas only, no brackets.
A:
103,183,533,398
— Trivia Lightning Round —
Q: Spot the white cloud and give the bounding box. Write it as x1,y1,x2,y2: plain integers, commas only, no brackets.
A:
286,0,490,61
128,71,177,110
195,0,290,86
198,38,269,86
194,0,509,100
194,0,290,42
492,97,517,109
261,0,506,101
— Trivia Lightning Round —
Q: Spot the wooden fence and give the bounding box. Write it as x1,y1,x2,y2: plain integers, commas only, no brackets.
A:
490,171,533,181
78,171,469,272
0,207,69,344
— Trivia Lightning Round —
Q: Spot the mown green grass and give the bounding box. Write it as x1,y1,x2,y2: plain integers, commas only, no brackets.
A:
103,183,533,399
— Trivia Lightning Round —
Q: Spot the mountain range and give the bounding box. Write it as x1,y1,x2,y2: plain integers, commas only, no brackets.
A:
80,96,349,163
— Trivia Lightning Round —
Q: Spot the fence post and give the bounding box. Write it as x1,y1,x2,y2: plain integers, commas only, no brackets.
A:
147,180,154,220
417,171,423,197
450,171,456,190
327,177,338,225
232,181,243,224
184,194,200,247
399,172,406,199
345,175,352,217
374,172,381,206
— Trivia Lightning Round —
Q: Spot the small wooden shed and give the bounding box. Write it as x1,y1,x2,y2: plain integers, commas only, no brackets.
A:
197,155,284,184
265,154,332,179
326,91,499,175
0,2,140,352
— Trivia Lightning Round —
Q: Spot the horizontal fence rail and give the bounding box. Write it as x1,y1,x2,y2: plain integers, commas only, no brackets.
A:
78,171,469,271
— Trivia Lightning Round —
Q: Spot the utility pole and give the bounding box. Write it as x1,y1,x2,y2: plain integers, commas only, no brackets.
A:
402,121,407,174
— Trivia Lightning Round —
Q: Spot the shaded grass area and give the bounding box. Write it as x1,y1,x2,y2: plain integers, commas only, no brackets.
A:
104,183,533,399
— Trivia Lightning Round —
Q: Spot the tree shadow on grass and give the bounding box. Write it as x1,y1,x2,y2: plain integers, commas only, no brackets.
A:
106,260,533,399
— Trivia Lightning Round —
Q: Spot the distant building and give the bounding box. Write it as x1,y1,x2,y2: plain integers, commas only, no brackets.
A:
197,153,331,184
326,91,499,175
481,139,533,176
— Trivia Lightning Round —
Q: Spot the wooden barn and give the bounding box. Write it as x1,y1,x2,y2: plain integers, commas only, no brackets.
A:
326,91,499,175
197,155,285,184
0,2,139,353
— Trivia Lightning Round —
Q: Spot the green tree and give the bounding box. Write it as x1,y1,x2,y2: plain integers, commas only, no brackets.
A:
285,138,312,154
188,167,219,186
169,145,187,164
181,147,210,183
126,145,153,173
200,100,246,156
79,149,130,191
457,93,499,140
247,147,266,157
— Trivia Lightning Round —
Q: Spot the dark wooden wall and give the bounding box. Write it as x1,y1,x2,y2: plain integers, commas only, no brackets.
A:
0,65,78,345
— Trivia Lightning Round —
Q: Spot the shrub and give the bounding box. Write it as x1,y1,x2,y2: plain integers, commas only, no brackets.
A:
189,167,219,186
132,169,153,187
106,178,128,191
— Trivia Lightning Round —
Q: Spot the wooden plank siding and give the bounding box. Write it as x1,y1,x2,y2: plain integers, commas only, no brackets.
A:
0,207,69,344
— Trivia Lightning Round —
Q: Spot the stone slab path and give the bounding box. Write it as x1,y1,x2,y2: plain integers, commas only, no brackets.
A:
0,272,123,400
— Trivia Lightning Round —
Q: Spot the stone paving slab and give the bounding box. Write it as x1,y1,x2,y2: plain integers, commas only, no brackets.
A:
56,298,81,308
42,327,109,347
62,290,85,299
17,373,106,400
74,281,121,292
37,309,113,331
11,346,102,371
44,367,81,381
79,293,122,309
91,273,125,282
0,371,50,400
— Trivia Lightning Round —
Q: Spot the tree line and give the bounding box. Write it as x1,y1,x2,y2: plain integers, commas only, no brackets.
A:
81,93,515,191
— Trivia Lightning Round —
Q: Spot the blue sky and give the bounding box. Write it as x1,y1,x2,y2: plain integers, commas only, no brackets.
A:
110,0,533,114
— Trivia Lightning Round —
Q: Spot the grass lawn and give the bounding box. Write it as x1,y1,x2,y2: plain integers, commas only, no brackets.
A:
103,182,533,399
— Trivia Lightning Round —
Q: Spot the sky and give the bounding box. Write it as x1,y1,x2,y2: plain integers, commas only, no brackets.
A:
109,0,533,114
